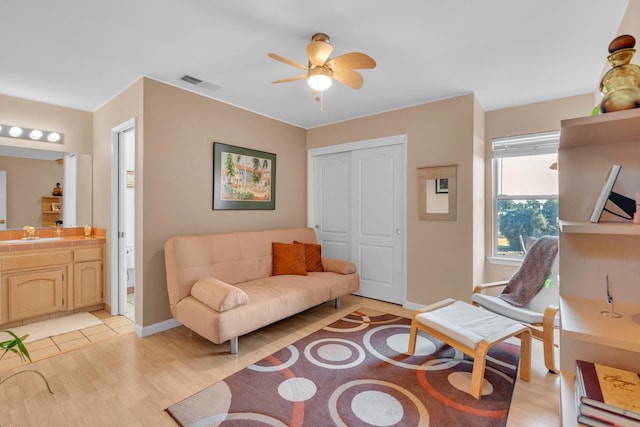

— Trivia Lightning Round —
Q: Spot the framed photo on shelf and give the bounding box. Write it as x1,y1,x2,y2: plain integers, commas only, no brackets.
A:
51,202,62,212
212,142,276,210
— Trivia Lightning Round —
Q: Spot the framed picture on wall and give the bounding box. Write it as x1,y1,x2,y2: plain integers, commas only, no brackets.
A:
212,142,276,210
435,178,449,194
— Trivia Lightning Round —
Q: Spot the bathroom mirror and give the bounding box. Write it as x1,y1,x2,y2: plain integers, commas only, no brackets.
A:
418,165,457,221
0,145,92,229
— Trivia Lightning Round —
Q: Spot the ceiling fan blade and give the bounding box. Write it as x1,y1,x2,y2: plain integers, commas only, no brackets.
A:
268,53,308,70
327,52,376,70
272,75,307,84
307,41,334,67
332,69,364,89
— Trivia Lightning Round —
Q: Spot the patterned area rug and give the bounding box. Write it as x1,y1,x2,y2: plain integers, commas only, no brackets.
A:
166,309,521,427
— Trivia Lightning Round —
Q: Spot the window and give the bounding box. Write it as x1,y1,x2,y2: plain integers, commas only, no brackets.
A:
492,131,559,258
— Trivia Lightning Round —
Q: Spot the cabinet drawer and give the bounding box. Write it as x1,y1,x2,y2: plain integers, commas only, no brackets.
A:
1,251,70,271
75,247,103,262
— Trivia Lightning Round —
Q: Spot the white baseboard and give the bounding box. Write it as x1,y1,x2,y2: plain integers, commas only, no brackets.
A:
136,317,181,337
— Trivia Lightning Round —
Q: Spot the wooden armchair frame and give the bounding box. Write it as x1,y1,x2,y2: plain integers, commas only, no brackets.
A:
473,281,559,373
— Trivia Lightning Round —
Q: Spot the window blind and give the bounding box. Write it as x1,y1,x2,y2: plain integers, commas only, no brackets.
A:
492,130,560,158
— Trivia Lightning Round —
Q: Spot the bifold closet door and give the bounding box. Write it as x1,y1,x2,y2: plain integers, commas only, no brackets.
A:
312,143,404,304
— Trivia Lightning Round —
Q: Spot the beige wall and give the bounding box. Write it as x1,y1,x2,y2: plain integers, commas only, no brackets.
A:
139,79,307,326
483,94,595,281
0,94,93,232
0,81,608,328
0,156,63,228
472,97,486,285
307,94,480,306
93,79,144,316
0,94,92,155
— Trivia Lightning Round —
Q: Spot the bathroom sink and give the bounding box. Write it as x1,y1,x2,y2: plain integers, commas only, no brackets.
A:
0,237,65,244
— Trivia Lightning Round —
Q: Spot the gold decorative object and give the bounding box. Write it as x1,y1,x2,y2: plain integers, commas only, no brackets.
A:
52,182,63,196
599,34,640,113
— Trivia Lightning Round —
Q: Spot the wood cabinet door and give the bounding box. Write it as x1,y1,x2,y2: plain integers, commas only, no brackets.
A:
74,261,103,308
8,269,64,321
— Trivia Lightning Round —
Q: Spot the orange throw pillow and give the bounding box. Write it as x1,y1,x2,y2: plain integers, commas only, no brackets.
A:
293,241,324,272
272,242,307,276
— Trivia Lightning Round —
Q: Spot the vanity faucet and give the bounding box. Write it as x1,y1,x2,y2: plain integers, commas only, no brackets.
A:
23,226,37,240
53,221,63,237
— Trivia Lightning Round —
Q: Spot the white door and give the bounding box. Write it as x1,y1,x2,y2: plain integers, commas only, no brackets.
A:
0,171,6,230
110,118,137,319
313,152,351,260
351,145,404,304
311,138,406,305
62,153,77,226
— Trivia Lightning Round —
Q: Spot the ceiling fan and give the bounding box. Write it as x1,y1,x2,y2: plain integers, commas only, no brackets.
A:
268,33,376,93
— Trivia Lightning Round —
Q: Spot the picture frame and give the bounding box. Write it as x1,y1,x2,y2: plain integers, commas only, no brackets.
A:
213,142,276,210
435,178,449,194
417,165,457,221
51,202,62,212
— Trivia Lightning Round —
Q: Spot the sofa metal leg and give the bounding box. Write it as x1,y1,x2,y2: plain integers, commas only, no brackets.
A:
335,297,341,309
230,337,238,354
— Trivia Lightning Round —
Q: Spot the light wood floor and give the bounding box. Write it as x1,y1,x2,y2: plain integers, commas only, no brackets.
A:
0,295,560,426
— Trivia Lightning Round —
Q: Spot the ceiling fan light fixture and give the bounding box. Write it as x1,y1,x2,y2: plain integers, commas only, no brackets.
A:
308,68,332,91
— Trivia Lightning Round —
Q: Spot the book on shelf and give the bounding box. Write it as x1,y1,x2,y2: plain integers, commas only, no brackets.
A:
575,360,640,423
575,376,640,427
579,402,640,427
578,413,620,427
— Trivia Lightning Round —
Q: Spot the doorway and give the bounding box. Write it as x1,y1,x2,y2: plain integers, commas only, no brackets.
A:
0,171,6,230
110,119,137,321
308,135,407,304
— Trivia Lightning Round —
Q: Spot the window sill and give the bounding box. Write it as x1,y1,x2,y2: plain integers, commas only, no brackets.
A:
487,256,523,267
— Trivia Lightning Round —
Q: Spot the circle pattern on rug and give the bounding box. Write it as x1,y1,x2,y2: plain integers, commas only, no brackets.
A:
328,379,429,427
351,390,403,426
364,324,464,371
249,345,299,372
278,377,317,402
304,338,365,369
449,371,494,396
318,343,352,362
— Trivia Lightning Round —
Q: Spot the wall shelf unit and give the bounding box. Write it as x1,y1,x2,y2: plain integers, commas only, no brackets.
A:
558,109,640,426
41,196,62,227
559,220,640,235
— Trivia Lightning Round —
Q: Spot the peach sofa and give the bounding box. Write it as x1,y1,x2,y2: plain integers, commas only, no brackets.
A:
164,227,360,353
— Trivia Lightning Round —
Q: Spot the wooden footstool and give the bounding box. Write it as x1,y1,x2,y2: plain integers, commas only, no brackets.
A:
407,298,531,399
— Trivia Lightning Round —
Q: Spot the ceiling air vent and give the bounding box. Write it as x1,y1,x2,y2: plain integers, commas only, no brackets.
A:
178,74,221,93
179,74,203,85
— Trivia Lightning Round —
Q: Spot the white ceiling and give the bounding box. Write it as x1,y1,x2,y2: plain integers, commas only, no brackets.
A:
1,1,630,129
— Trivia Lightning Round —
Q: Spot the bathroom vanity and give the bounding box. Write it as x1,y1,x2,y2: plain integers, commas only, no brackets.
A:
0,230,105,327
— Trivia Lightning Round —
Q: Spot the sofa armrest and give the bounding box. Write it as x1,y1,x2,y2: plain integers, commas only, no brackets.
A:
321,257,357,275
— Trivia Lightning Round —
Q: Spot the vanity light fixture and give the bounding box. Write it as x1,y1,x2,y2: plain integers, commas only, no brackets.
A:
9,126,23,137
0,123,64,144
47,132,61,142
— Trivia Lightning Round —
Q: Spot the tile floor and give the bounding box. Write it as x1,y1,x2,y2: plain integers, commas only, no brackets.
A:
0,310,134,372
